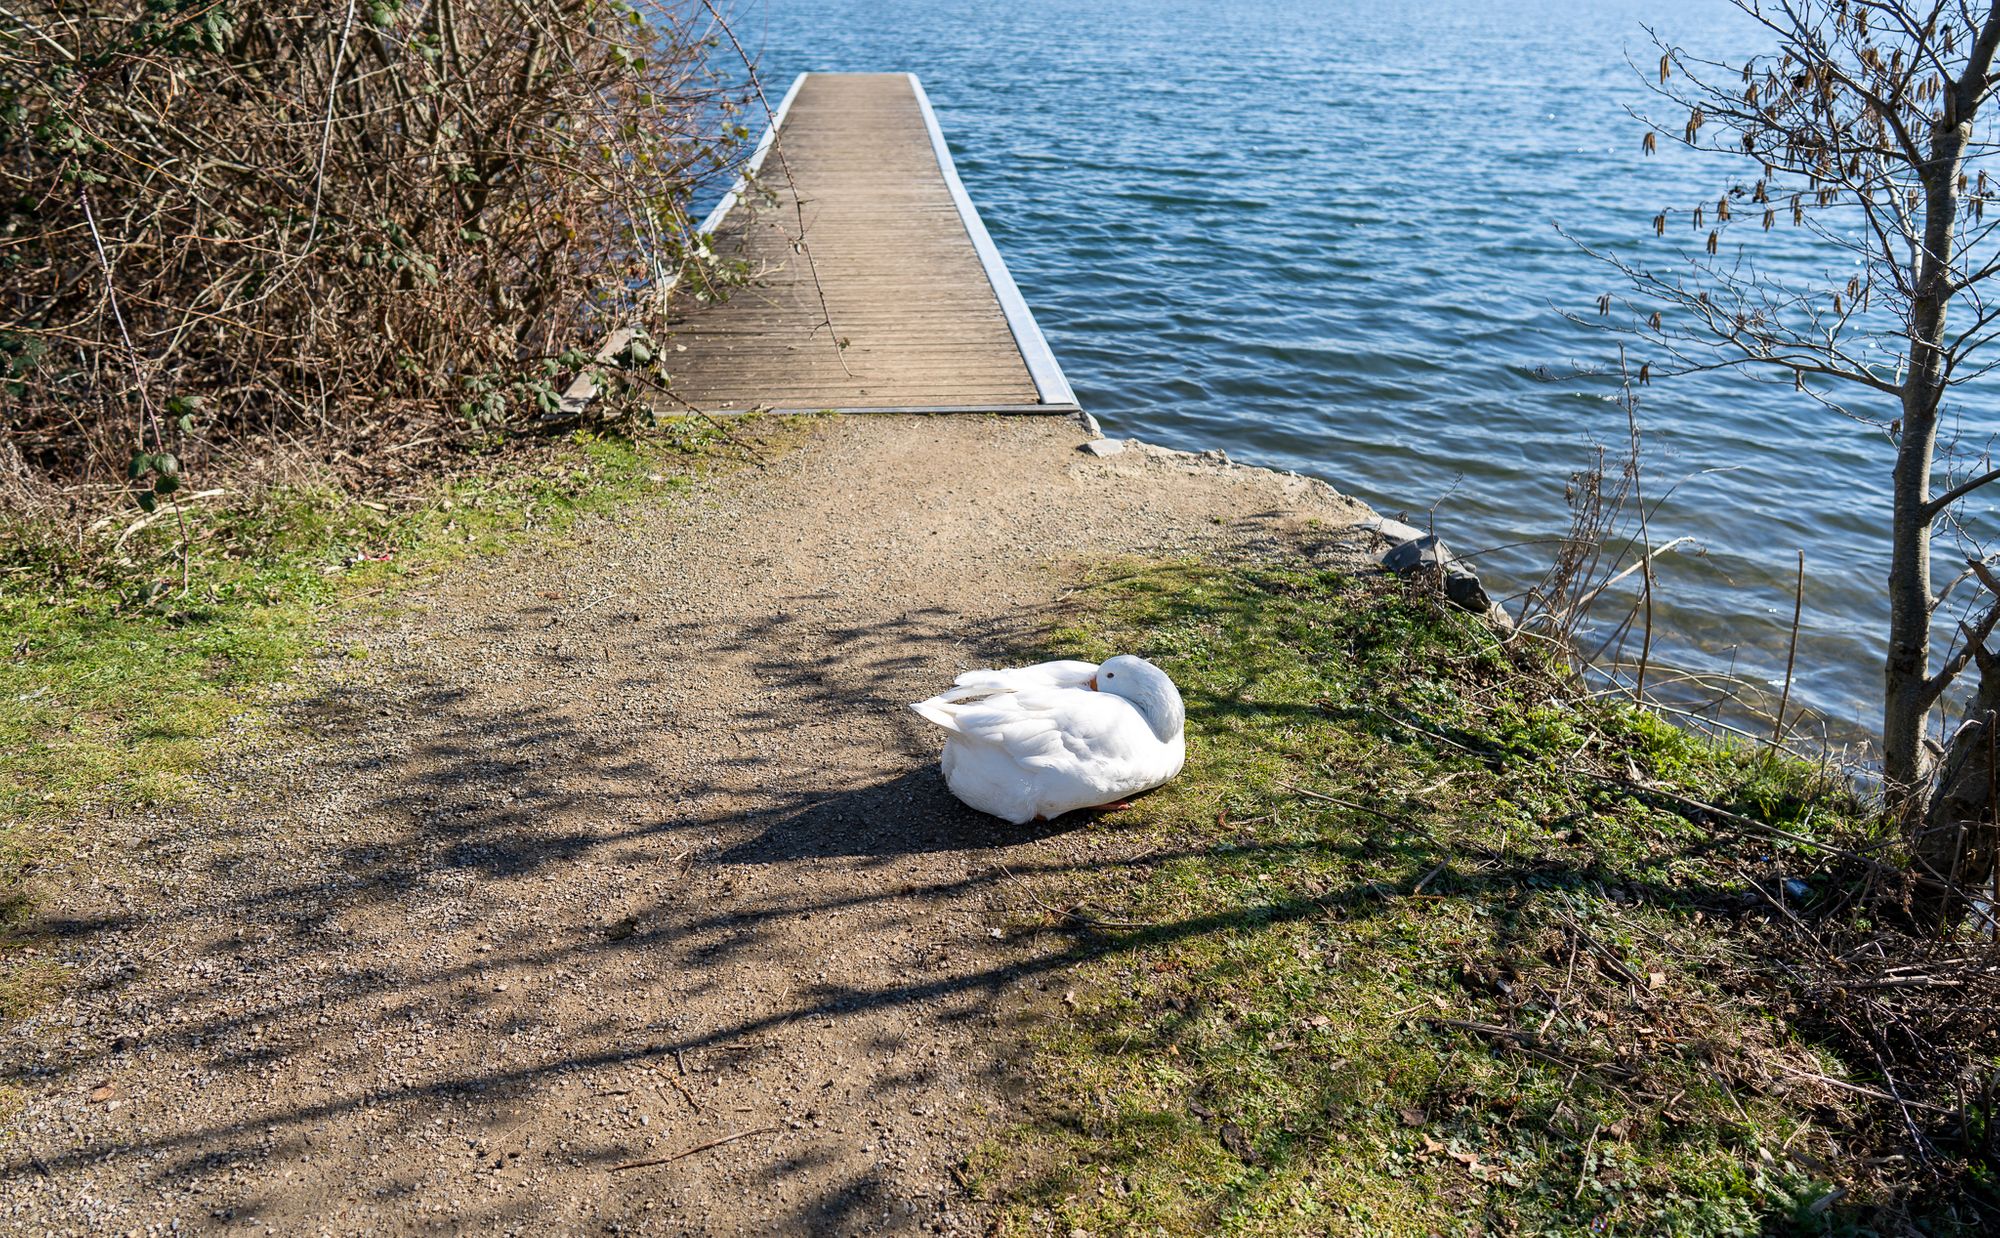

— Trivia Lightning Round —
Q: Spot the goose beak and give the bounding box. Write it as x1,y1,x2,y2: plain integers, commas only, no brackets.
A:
1087,674,1098,691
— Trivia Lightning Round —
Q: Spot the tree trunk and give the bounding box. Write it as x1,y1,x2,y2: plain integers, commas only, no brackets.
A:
1883,397,1937,798
1882,115,1972,806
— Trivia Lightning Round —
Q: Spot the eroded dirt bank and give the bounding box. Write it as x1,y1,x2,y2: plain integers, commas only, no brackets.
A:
2,415,1371,1235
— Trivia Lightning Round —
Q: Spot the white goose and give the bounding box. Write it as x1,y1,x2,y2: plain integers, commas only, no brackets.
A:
909,655,1186,824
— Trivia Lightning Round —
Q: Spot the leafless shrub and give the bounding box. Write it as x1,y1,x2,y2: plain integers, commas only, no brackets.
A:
1,1,741,509
1514,436,1639,657
1511,355,1841,759
1515,354,1686,692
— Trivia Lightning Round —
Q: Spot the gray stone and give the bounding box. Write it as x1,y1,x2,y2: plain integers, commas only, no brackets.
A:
1371,523,1498,618
1078,438,1126,457
1381,532,1449,575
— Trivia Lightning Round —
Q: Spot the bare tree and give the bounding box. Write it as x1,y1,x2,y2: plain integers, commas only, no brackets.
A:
1589,2,2000,847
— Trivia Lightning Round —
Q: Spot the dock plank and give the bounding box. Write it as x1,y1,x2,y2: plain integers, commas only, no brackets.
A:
662,73,1074,414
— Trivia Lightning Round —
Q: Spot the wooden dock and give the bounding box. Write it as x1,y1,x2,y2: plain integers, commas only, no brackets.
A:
664,73,1077,415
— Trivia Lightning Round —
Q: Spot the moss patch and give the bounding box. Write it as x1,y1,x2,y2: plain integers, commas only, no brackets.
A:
976,560,1953,1236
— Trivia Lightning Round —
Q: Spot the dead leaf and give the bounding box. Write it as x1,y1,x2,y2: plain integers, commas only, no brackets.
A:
1218,1122,1258,1164
1649,971,1667,990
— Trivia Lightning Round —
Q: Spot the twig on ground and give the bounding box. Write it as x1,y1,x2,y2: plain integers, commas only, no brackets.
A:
1556,909,1642,988
998,866,1151,929
1574,1121,1601,1200
637,375,767,462
1539,933,1583,1037
1772,1063,1952,1112
1279,781,1432,833
608,1125,776,1173
1432,1018,1637,1093
665,1073,703,1114
1277,779,1505,868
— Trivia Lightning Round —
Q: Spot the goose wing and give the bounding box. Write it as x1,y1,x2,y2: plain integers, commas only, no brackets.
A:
933,659,1098,702
916,687,1147,771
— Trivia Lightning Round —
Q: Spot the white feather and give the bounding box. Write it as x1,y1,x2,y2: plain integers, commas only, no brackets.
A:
909,656,1186,824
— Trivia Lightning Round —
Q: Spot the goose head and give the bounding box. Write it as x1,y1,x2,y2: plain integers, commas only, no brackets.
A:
1089,654,1184,743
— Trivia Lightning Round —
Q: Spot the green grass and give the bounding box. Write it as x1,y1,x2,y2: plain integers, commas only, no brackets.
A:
0,418,760,1018
974,560,1939,1237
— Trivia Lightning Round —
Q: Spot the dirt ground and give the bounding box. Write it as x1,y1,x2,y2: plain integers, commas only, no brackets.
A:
1,415,1371,1235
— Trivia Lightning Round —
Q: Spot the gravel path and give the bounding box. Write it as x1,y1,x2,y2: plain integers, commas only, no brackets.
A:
1,415,1370,1235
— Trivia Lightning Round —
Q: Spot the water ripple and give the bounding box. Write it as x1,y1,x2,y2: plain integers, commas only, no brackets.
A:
721,0,2000,740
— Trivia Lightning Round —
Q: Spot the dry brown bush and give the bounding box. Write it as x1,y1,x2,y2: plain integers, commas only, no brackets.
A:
1,0,740,511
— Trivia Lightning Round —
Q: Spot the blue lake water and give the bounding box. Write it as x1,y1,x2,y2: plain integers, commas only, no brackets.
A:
712,0,2000,745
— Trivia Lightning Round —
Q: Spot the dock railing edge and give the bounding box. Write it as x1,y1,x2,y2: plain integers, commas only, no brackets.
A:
561,74,807,418
634,71,1083,420
697,72,810,237
905,74,1080,412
